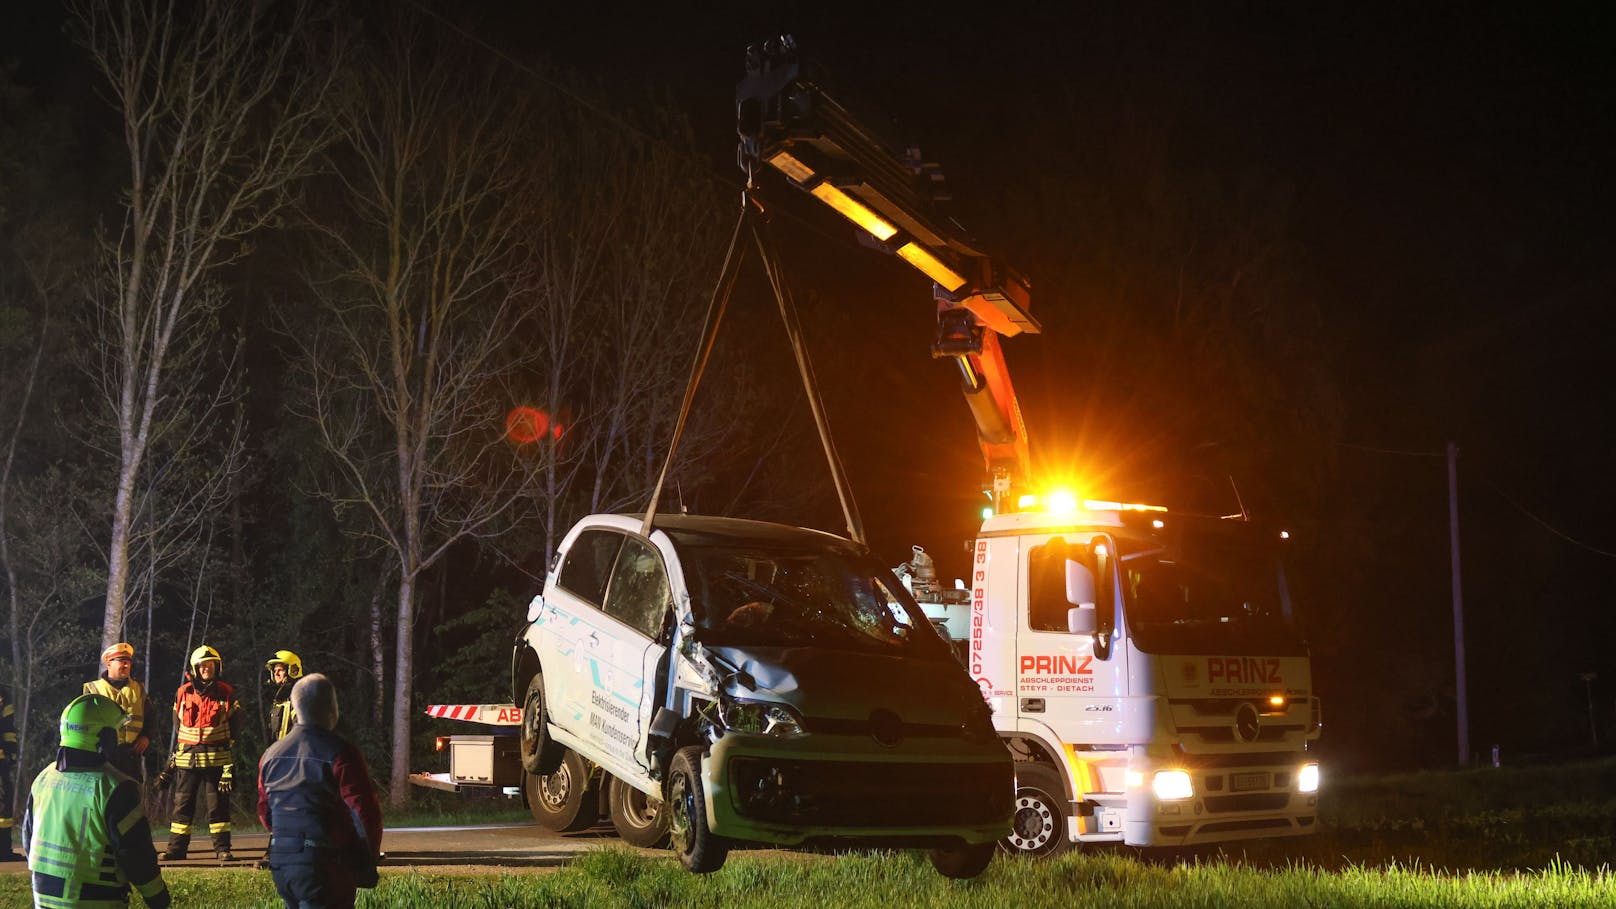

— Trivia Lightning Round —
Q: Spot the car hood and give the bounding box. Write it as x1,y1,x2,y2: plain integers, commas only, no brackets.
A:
706,644,980,727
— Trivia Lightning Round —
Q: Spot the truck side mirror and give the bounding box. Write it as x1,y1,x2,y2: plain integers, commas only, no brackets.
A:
1064,559,1096,607
1092,537,1116,659
1067,604,1096,635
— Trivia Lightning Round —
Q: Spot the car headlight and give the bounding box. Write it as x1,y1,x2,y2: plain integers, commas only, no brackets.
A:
719,698,807,737
1298,762,1320,793
1152,769,1195,801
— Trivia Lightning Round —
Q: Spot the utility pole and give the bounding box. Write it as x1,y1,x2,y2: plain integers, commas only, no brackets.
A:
1448,441,1469,766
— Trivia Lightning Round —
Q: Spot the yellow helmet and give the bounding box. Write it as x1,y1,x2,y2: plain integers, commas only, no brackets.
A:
265,650,303,679
101,642,135,664
60,694,128,753
189,644,222,676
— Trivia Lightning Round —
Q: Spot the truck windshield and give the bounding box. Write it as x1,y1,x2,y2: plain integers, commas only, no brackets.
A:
674,540,941,655
1118,526,1306,657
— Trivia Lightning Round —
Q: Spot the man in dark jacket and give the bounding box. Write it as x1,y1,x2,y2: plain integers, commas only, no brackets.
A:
23,694,170,908
257,674,382,909
0,685,20,860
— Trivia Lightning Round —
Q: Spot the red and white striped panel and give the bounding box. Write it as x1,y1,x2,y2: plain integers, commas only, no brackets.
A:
423,704,522,726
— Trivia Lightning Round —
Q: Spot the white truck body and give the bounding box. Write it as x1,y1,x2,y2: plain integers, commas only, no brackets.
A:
915,502,1321,851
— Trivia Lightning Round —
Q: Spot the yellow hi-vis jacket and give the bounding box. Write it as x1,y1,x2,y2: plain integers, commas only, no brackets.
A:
82,678,152,746
24,754,170,908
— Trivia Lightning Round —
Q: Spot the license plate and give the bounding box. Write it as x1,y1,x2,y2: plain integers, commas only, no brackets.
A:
1230,771,1270,792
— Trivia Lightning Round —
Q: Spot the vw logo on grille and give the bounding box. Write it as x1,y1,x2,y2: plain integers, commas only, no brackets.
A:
869,709,903,748
1234,702,1261,743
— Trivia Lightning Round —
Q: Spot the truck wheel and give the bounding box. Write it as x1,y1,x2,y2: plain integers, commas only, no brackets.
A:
1000,763,1072,858
525,749,599,832
929,840,996,879
666,746,728,873
519,673,562,776
608,774,670,848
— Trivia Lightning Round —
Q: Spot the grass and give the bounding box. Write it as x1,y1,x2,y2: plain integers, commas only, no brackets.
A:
1,850,1611,909
6,757,1609,907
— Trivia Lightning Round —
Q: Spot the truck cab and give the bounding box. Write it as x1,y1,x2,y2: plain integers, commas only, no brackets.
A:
916,499,1321,855
512,513,1013,875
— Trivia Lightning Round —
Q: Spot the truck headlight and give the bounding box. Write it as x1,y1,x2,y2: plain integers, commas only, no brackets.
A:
1152,769,1195,801
1298,762,1320,793
720,698,807,738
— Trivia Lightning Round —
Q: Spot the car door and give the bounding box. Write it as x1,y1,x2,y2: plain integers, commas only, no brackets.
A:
540,528,624,738
596,535,673,777
1017,532,1127,744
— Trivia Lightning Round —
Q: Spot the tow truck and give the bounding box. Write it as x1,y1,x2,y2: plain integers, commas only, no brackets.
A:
737,36,1322,855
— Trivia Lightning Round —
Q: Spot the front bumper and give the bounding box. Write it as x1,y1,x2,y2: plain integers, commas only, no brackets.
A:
1120,760,1318,846
703,731,1012,847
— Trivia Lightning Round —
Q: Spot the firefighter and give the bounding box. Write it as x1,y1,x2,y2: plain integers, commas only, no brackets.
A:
0,684,19,861
264,650,303,742
159,645,242,862
83,642,156,782
22,693,170,908
258,674,382,909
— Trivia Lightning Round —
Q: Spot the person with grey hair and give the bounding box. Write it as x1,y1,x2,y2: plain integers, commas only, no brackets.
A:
256,674,382,908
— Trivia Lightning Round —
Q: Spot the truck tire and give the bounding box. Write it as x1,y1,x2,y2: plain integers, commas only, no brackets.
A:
929,840,996,879
519,673,563,776
1000,763,1072,858
666,746,728,873
608,774,670,848
525,748,599,832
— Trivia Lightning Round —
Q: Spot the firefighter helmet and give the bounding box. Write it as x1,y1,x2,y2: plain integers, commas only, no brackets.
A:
265,650,303,679
60,693,128,753
101,642,135,664
189,644,222,675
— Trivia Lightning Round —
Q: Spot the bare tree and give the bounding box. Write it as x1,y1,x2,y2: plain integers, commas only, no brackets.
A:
290,31,542,804
73,0,341,649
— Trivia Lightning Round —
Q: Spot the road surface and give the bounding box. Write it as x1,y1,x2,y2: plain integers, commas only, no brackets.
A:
0,822,660,874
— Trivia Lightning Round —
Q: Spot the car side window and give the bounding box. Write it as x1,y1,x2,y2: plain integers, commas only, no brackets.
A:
602,536,670,639
557,530,624,606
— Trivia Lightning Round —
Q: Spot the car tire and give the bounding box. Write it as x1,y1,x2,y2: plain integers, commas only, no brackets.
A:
666,746,728,873
525,748,600,833
608,774,670,848
1000,763,1072,858
519,673,563,776
929,840,996,879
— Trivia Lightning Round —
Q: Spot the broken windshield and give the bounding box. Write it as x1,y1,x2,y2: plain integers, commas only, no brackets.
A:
672,538,942,655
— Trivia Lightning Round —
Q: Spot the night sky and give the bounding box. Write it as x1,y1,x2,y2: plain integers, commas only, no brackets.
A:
7,1,1616,769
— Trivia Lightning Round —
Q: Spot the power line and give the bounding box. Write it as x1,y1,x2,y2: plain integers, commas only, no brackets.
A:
1336,440,1445,458
1480,473,1616,561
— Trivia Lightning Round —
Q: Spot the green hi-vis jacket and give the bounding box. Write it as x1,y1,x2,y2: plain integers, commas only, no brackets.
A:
24,750,170,909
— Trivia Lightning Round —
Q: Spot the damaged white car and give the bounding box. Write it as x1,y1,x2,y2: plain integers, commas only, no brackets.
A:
512,514,1012,875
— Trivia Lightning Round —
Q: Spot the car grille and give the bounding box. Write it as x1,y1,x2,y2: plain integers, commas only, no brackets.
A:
1203,794,1292,813
727,757,1011,827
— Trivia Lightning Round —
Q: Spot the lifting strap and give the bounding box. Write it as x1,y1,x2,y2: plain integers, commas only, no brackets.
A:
642,190,866,544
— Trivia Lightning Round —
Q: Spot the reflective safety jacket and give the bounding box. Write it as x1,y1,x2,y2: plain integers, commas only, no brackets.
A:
267,683,296,742
82,677,154,746
23,748,170,909
172,678,241,769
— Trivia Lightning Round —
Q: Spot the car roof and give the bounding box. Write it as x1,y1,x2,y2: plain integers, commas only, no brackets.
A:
583,513,855,550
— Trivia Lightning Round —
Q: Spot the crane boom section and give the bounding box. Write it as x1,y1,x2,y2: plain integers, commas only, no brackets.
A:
737,37,1038,499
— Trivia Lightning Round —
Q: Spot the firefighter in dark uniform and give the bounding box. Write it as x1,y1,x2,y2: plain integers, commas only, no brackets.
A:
158,645,242,862
258,674,382,909
264,651,303,742
0,684,20,861
83,643,156,782
22,693,170,908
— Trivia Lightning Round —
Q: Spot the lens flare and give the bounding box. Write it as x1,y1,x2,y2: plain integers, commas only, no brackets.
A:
505,407,549,444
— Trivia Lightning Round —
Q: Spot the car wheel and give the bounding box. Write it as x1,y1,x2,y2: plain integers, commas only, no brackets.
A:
519,673,562,776
666,746,728,873
608,774,670,848
525,749,599,832
999,763,1072,858
929,840,996,879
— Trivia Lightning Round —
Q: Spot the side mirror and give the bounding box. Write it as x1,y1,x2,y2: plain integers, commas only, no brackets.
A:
1064,559,1096,608
1092,537,1116,659
1067,604,1096,635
